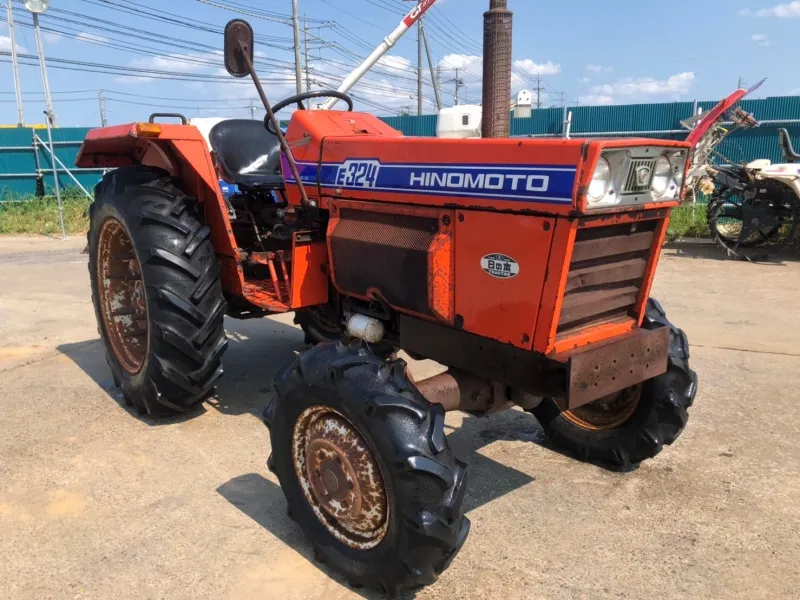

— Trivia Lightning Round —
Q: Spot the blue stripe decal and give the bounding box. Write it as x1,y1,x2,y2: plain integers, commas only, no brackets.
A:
282,158,576,204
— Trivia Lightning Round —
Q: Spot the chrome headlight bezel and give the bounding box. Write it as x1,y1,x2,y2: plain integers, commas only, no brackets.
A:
584,147,688,210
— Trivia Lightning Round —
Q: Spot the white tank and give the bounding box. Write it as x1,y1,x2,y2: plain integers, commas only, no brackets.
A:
436,105,482,139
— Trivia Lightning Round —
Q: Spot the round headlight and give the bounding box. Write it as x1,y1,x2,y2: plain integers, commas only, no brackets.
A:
652,155,672,197
588,157,611,203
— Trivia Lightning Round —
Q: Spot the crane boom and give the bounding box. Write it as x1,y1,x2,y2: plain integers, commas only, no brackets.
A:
319,0,439,110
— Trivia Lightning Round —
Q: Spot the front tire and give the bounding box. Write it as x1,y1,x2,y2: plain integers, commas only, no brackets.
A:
88,166,228,416
531,299,697,467
264,342,469,594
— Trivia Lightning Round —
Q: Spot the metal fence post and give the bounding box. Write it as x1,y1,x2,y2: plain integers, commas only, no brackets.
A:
44,111,66,240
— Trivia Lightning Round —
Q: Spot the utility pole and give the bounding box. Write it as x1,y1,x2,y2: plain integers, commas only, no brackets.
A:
448,68,465,105
737,75,746,89
291,0,303,94
7,2,24,126
98,88,107,126
31,11,56,125
303,14,311,93
534,75,543,109
420,20,441,112
417,16,423,115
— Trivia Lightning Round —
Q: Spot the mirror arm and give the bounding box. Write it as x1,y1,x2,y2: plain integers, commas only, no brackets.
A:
237,40,312,209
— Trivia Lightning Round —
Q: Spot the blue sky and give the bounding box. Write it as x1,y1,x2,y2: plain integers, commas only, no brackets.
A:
0,0,798,127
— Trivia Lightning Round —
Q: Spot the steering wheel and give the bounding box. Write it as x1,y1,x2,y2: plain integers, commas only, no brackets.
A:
265,90,354,134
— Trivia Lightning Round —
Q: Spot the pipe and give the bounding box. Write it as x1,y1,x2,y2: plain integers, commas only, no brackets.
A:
320,0,439,110
415,370,513,415
33,134,93,199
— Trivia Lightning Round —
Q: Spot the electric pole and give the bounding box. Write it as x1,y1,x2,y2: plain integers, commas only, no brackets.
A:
303,14,311,93
291,0,303,95
417,16,423,115
98,88,107,126
420,20,441,112
534,75,543,109
448,68,465,105
7,2,24,126
31,11,56,125
737,75,746,89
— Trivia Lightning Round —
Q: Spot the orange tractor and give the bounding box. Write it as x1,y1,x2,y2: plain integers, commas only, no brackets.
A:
78,20,697,594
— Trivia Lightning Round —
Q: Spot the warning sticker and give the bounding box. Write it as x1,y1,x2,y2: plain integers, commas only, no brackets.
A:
480,253,519,279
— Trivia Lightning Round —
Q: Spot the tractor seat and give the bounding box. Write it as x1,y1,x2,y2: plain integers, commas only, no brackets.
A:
208,119,284,189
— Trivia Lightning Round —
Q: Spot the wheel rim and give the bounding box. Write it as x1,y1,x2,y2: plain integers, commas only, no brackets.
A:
292,405,389,550
96,218,149,375
562,384,642,431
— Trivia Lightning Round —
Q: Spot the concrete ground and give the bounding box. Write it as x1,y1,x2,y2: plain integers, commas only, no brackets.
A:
1,235,798,600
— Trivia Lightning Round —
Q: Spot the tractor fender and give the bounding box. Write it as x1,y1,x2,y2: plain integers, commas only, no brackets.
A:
76,123,245,299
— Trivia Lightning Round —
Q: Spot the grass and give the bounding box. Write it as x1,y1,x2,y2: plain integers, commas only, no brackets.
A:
666,203,710,241
0,188,712,241
0,189,91,236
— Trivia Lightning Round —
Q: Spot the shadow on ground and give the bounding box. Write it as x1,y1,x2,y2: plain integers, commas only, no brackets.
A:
216,412,540,600
665,240,800,264
59,311,626,597
56,315,306,425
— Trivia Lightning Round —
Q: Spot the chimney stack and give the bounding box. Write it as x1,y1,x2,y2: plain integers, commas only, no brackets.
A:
482,0,513,138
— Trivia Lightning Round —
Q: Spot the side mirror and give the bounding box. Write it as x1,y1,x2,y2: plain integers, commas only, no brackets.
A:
224,19,254,78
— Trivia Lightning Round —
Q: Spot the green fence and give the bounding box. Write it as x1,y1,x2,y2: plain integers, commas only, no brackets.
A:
2,96,799,198
0,126,101,200
382,96,800,166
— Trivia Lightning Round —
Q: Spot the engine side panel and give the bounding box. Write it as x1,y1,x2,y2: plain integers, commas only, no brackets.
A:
453,210,555,349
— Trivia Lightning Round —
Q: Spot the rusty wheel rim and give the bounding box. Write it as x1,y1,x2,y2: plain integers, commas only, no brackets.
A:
96,218,149,375
292,406,389,550
562,384,642,431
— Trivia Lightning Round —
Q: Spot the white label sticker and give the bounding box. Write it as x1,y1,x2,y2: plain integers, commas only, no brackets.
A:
481,253,519,279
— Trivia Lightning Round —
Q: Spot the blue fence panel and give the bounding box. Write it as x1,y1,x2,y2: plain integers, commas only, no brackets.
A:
0,126,99,200
1,97,798,200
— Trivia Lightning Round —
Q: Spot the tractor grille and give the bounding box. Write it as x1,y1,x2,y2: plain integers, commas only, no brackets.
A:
330,208,438,316
623,158,657,194
556,220,659,340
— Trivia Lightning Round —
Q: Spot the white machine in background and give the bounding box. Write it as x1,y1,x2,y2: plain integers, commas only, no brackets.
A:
436,104,482,138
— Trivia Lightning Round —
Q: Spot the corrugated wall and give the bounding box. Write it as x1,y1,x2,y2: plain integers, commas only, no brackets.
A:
0,127,100,200
2,97,798,199
382,96,800,166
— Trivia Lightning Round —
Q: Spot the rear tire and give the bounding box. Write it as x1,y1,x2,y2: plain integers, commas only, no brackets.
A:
88,166,228,416
264,342,469,594
531,299,697,467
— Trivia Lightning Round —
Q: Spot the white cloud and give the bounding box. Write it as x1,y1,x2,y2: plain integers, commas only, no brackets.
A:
75,32,109,44
589,72,695,99
514,58,561,76
586,64,612,74
579,94,615,106
752,33,771,45
741,1,800,16
0,35,25,53
377,55,414,73
115,52,217,84
579,76,591,83
43,32,62,44
438,53,481,70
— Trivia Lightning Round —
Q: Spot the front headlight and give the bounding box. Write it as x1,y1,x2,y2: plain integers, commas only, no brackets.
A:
670,151,685,188
588,157,612,203
651,155,672,197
